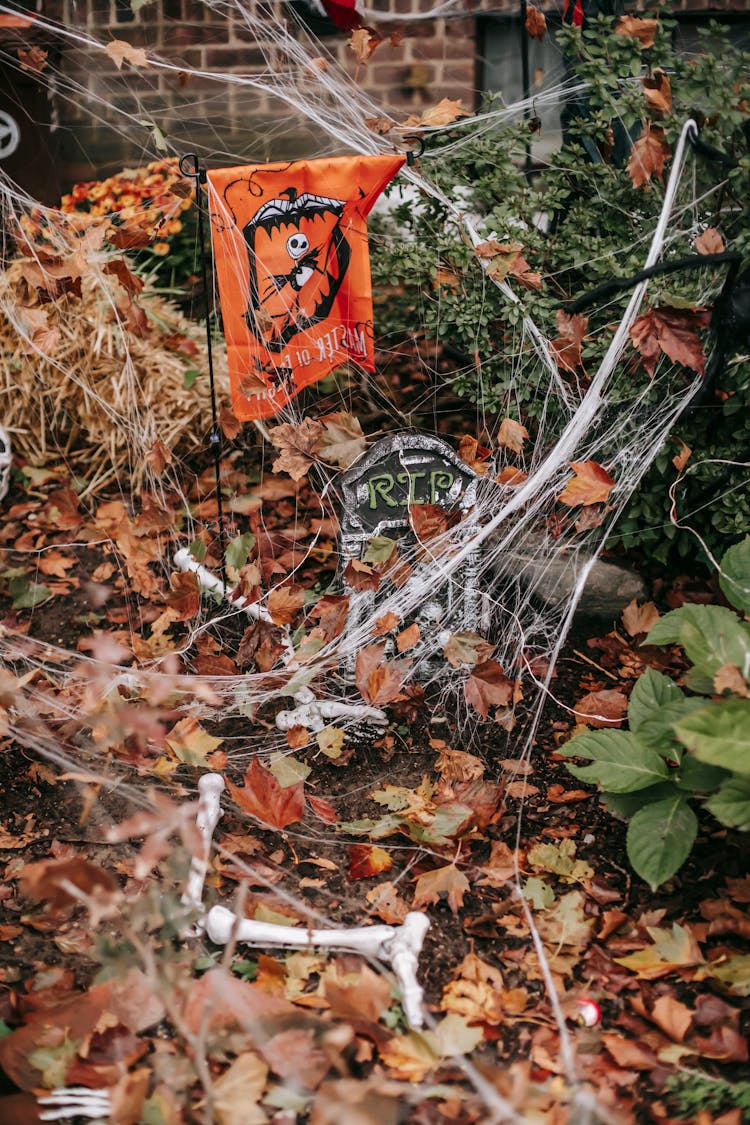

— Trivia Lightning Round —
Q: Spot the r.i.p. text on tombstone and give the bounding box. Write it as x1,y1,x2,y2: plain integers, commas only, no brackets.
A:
339,433,490,673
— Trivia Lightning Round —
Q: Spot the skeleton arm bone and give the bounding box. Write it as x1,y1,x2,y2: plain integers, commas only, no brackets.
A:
173,548,297,666
275,696,387,732
206,905,430,1028
182,773,225,921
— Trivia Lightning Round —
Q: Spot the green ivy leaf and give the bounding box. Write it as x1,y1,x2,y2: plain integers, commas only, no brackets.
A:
9,577,51,609
626,796,698,889
561,729,670,792
719,535,750,616
225,531,256,573
183,368,200,390
188,538,206,563
704,775,750,830
674,699,750,774
363,536,397,564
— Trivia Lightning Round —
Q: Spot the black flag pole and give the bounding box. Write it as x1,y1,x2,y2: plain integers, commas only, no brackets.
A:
179,152,228,594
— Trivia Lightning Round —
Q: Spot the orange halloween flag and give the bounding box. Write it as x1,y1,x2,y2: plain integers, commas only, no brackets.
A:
207,154,405,421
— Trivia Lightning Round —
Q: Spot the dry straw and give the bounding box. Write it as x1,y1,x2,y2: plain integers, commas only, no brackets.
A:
0,261,228,493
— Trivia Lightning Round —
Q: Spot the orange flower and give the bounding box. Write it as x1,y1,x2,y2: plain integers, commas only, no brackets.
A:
166,219,183,234
152,241,171,256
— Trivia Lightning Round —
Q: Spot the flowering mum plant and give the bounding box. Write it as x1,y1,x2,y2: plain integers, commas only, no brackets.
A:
59,158,199,290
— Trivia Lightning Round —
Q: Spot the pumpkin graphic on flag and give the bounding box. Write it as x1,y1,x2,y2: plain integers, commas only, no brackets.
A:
242,187,352,352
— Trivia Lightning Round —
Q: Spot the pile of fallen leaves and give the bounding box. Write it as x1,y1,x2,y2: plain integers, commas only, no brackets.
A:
0,449,747,1123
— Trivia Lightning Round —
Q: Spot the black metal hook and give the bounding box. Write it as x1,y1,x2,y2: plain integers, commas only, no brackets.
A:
179,152,207,183
403,134,425,166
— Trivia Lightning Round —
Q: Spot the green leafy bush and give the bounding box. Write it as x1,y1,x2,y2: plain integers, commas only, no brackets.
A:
560,536,750,888
664,1070,750,1123
372,16,750,568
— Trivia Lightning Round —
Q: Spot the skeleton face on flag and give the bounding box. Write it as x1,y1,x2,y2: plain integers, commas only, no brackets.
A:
207,155,404,421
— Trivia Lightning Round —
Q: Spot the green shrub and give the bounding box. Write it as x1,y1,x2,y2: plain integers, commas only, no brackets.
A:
372,16,750,568
664,1070,750,1122
559,536,750,888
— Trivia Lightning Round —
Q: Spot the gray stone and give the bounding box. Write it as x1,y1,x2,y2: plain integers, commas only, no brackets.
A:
500,533,647,618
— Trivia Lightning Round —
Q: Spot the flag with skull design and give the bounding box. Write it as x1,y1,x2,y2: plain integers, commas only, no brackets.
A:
207,155,405,420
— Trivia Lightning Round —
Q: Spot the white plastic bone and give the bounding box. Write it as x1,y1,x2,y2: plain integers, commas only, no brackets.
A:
182,773,225,922
275,696,388,733
37,1087,111,1122
206,905,430,1029
173,548,297,667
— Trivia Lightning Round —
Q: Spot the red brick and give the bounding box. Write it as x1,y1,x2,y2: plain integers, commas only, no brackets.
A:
203,45,267,68
160,22,228,45
413,35,475,58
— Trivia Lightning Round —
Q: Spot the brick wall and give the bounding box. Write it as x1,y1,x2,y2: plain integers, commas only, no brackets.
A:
3,0,750,188
53,0,524,182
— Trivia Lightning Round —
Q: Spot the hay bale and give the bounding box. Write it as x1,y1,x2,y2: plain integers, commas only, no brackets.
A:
0,258,229,490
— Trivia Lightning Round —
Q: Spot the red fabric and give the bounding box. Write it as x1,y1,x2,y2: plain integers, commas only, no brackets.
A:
321,0,363,30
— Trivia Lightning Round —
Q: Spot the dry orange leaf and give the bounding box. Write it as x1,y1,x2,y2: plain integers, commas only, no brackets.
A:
642,68,672,115
267,584,305,625
559,461,615,507
348,27,382,63
525,4,547,39
672,440,692,473
695,227,725,255
355,642,410,707
404,97,469,129
497,417,529,454
627,123,671,189
396,623,420,653
496,465,528,486
105,39,148,69
146,438,173,476
575,689,628,729
621,598,660,637
615,15,659,48
551,311,589,372
413,862,470,914
166,569,201,621
270,418,323,481
465,659,515,718
631,306,711,377
365,881,410,924
348,844,393,879
372,611,400,636
227,758,305,830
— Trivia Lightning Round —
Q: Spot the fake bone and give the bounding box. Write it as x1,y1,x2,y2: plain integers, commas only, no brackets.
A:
37,1087,110,1121
174,547,387,731
206,904,430,1030
275,685,387,732
181,772,225,920
173,547,297,666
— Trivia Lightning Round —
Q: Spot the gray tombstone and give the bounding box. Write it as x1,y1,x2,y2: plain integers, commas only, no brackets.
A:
339,432,489,674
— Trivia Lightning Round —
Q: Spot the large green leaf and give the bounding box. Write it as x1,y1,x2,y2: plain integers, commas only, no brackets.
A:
628,671,702,761
561,730,670,793
676,754,729,793
601,781,679,819
646,605,750,693
674,699,750,775
628,668,684,728
719,536,750,616
704,775,750,830
626,796,698,889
